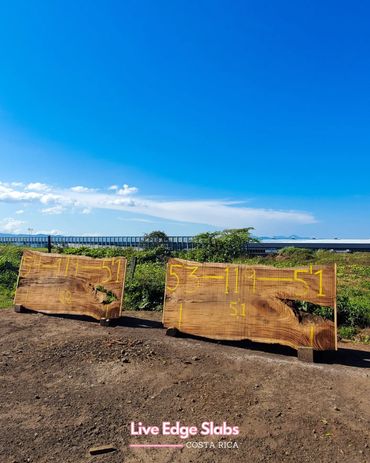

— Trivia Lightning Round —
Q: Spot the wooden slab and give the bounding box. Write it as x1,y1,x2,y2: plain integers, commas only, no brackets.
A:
14,250,127,320
163,258,337,351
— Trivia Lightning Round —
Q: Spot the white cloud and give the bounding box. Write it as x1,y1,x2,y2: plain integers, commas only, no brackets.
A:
120,217,156,223
70,186,96,193
0,179,317,233
117,184,138,195
41,205,65,215
25,182,50,191
0,217,26,233
35,229,63,235
15,209,25,214
108,185,118,191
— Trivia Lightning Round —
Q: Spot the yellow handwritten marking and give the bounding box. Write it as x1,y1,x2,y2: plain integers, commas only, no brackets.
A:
201,275,224,279
309,264,313,274
230,301,247,317
184,266,200,293
178,303,183,329
64,256,70,276
101,259,112,284
25,286,30,304
74,259,79,276
167,264,183,292
59,289,72,305
310,325,315,347
40,259,62,274
234,267,239,294
293,269,309,296
186,266,199,281
114,258,122,283
246,269,257,293
22,256,34,277
229,301,237,317
79,265,102,270
225,267,229,294
241,303,246,317
314,269,325,296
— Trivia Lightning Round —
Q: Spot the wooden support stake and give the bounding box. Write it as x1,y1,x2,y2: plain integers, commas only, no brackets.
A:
166,327,180,337
14,304,27,313
297,347,315,363
99,318,112,327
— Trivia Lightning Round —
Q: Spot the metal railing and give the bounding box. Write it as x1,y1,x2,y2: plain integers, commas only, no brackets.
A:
0,235,370,253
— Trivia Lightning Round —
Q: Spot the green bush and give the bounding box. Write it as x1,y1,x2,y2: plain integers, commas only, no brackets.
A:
293,300,334,320
124,263,165,311
338,326,358,340
191,228,258,262
337,290,370,328
277,247,315,263
0,246,23,308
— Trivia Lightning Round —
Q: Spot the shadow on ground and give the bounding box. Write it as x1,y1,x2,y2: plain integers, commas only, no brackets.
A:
15,309,370,369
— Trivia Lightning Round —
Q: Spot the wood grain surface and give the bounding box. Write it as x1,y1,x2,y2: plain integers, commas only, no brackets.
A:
163,258,337,350
14,250,127,320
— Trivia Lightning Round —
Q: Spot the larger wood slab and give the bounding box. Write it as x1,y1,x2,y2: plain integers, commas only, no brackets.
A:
163,258,337,350
14,250,127,320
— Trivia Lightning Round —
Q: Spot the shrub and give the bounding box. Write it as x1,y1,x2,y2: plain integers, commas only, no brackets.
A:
337,290,370,328
124,263,165,311
191,228,258,262
338,326,358,340
293,300,334,320
0,246,23,308
277,247,315,263
143,231,170,249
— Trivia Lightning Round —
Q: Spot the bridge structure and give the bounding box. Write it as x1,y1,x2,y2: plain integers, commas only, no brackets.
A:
0,235,370,253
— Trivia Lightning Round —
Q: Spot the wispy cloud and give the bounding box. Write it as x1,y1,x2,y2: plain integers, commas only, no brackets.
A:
70,186,96,193
34,228,64,235
25,182,50,192
0,180,317,231
0,217,26,233
120,217,156,223
41,205,65,215
117,184,138,195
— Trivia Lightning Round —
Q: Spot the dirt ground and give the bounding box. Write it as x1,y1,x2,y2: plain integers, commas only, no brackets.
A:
0,308,369,463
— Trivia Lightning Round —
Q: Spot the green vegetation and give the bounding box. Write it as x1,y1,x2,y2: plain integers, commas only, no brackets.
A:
0,246,23,309
143,230,170,248
124,263,165,311
0,235,369,337
95,285,118,304
186,227,259,262
338,326,358,340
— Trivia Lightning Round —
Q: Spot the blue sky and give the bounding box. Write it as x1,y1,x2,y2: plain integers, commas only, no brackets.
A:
0,0,369,237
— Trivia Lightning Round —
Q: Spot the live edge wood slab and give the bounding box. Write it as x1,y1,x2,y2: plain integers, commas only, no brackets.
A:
163,258,337,353
14,250,127,321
